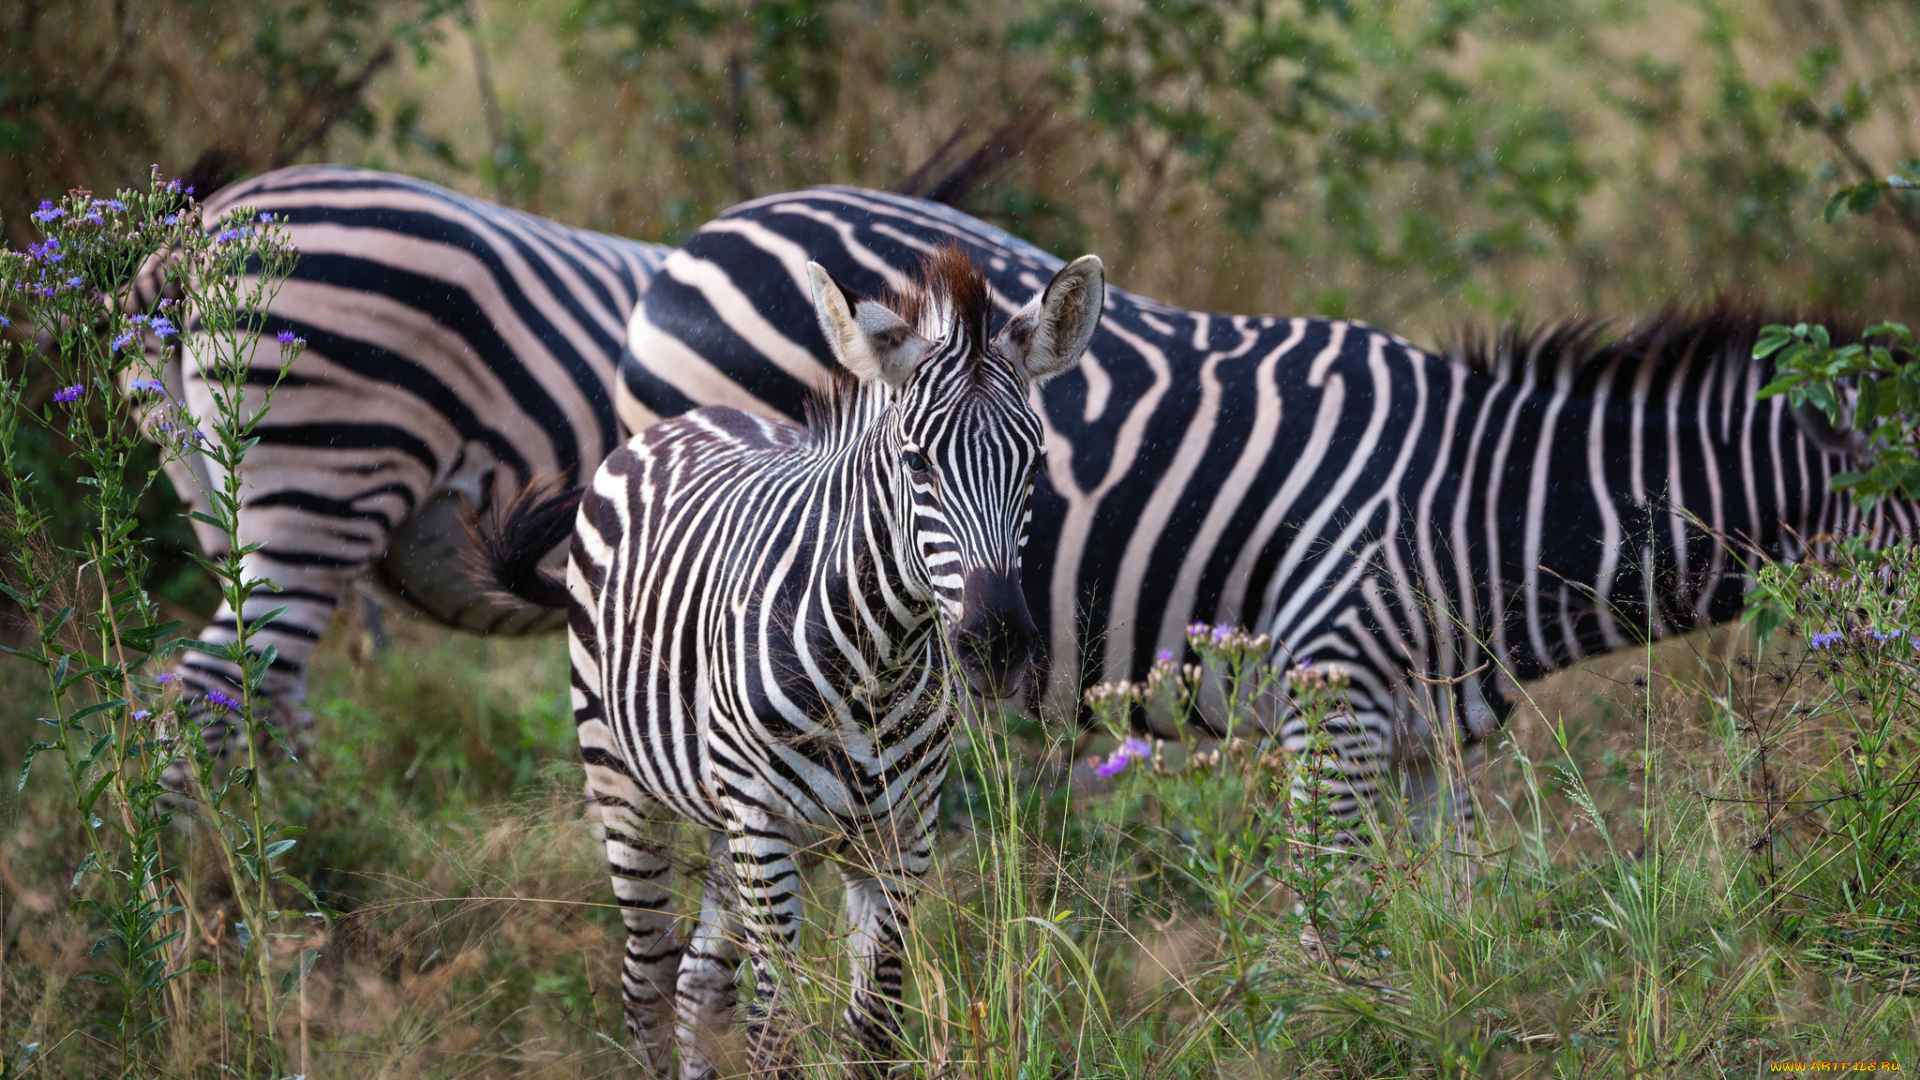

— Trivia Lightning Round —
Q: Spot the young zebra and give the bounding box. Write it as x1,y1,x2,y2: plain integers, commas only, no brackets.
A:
480,245,1104,1073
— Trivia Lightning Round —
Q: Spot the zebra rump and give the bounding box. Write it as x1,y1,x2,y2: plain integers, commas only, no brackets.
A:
125,165,666,767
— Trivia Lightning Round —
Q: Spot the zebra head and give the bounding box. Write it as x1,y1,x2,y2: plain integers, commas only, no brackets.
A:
806,245,1105,697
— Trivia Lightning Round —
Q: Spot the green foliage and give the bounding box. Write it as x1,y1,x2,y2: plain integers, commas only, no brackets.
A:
0,175,324,1076
1756,320,1919,507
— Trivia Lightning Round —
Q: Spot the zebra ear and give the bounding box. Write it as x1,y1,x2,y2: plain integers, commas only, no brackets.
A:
994,254,1104,383
807,262,929,389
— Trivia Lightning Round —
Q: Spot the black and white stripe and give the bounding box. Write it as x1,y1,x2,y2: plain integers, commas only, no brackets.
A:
624,185,1916,822
483,245,1102,1072
132,165,667,752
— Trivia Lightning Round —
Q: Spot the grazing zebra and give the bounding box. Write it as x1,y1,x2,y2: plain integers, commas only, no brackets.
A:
130,165,668,757
478,245,1104,1072
623,185,1917,822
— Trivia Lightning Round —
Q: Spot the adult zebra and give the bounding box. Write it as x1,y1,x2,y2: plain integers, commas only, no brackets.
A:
480,245,1103,1071
131,165,668,753
624,185,1916,820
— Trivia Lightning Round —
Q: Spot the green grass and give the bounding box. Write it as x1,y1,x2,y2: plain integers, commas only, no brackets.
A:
5,596,1916,1077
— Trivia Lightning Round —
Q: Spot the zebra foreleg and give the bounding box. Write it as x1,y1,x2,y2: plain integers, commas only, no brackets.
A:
836,859,914,1070
1279,706,1391,848
722,810,805,1077
675,836,744,1080
596,795,683,1072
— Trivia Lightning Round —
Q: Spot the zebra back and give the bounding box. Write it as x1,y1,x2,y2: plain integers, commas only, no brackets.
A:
627,186,1914,740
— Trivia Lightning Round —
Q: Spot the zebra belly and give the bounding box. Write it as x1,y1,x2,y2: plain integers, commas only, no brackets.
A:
377,487,568,635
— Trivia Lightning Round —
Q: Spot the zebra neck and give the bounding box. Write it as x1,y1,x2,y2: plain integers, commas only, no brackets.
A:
798,435,943,701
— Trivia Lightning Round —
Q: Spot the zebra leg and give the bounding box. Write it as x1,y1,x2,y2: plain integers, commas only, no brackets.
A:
1279,705,1390,847
595,791,682,1070
836,860,915,1067
163,562,360,787
675,834,744,1080
158,430,423,783
722,810,804,1074
1399,738,1484,847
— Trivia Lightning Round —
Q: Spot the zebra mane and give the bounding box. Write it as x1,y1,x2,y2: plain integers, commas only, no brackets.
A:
803,243,995,444
1449,301,1849,386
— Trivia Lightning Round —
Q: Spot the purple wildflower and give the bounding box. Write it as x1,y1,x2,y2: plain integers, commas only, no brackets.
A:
30,201,66,223
111,332,137,353
156,672,177,686
165,179,181,194
1809,632,1843,651
0,314,10,328
1296,654,1314,669
83,211,104,226
129,378,166,394
212,228,245,245
132,710,151,722
205,690,241,712
163,213,181,226
1187,621,1209,638
1211,624,1231,644
52,384,83,404
105,199,126,212
276,329,303,347
150,316,176,339
1156,649,1174,664
258,213,272,223
64,275,83,289
1093,737,1154,779
28,237,62,264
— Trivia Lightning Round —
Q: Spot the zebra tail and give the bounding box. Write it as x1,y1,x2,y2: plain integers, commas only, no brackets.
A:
461,475,582,611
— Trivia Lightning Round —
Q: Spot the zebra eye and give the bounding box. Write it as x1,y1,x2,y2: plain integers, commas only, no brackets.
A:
902,448,931,474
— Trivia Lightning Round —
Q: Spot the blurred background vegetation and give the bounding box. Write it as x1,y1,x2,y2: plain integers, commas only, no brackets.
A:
5,0,1917,345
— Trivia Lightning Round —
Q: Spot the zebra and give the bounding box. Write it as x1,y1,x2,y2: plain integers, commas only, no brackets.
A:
476,244,1104,1073
621,184,1916,824
128,165,668,760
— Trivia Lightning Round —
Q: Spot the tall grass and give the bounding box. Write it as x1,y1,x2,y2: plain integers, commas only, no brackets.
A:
10,579,1914,1075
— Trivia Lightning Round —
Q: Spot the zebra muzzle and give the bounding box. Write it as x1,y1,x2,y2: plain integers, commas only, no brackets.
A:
953,568,1037,699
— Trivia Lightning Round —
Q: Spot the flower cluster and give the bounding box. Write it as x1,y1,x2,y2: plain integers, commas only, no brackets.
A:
30,201,67,224
1186,621,1273,659
153,415,207,447
1289,661,1351,695
1083,679,1137,710
128,378,166,395
1091,737,1154,779
52,384,84,404
276,329,305,348
205,690,242,712
1807,627,1920,652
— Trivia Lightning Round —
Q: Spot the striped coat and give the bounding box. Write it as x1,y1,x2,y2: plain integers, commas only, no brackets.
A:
623,185,1916,817
483,245,1104,1071
135,166,667,748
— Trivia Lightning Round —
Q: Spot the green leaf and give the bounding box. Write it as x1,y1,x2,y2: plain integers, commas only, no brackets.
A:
69,698,129,724
39,606,73,644
17,741,59,791
79,770,116,815
71,850,100,889
1856,377,1880,428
